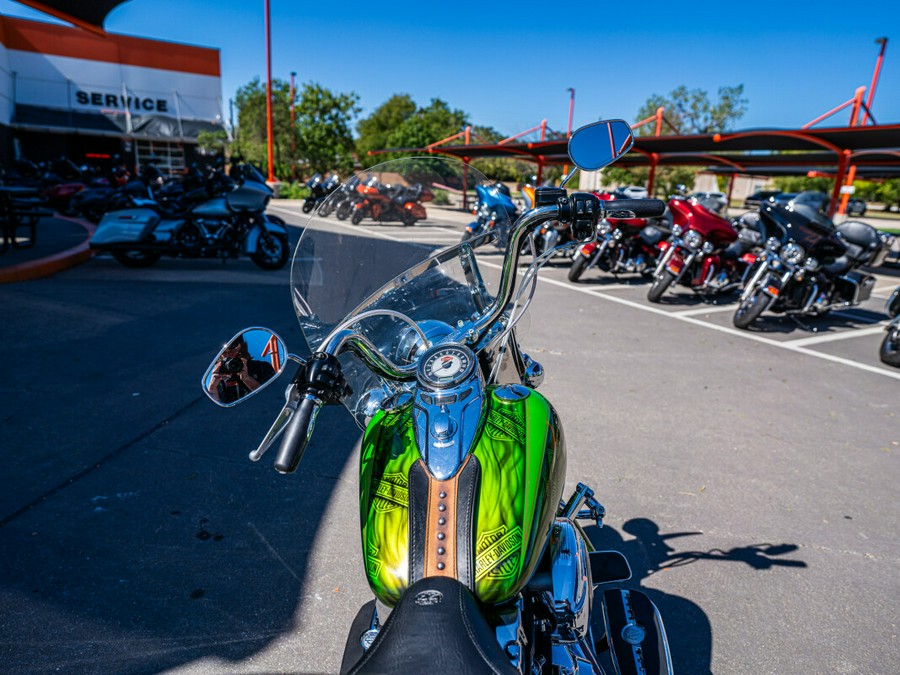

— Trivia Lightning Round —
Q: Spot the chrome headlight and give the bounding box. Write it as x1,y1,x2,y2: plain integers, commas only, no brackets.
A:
701,241,714,254
780,242,805,265
684,229,703,250
597,219,612,235
766,237,781,252
804,257,819,271
672,224,683,237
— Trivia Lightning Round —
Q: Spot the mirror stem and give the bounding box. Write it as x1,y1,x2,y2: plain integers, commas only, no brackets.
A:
559,165,578,189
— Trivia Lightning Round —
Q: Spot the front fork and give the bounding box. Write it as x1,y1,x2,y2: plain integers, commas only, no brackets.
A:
654,243,695,283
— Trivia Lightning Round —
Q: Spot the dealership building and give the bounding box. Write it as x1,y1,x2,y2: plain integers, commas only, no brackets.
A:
0,1,224,172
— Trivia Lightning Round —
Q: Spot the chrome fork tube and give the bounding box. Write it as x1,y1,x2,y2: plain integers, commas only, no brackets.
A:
741,260,769,301
587,237,610,271
653,244,675,275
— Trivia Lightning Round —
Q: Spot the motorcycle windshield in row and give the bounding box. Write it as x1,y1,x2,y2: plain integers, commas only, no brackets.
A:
290,157,510,428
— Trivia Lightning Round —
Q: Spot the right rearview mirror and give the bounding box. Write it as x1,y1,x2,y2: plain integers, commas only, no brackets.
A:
568,120,634,172
202,327,287,408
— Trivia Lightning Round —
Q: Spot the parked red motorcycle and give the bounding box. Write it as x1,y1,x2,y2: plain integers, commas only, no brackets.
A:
647,196,758,303
568,192,672,282
350,180,432,226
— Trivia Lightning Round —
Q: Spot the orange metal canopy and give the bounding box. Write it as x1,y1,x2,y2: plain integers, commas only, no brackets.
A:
376,124,900,178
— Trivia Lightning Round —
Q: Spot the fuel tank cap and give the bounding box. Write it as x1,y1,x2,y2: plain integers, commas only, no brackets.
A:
494,384,530,401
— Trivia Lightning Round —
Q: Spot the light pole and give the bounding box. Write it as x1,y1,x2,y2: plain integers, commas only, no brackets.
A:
862,37,888,126
290,70,296,181
264,0,275,183
563,88,575,181
566,87,575,137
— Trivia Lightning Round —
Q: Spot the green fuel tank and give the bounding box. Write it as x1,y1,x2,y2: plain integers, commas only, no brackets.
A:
358,385,566,606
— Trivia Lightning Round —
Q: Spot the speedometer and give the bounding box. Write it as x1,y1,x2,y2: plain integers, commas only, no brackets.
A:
417,344,476,389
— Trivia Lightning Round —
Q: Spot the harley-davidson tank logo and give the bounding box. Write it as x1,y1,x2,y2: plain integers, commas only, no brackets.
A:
485,408,525,444
475,525,523,581
373,473,408,512
414,590,443,606
365,544,383,578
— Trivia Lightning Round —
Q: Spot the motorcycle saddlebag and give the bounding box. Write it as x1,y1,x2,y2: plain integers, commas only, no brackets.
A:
835,271,876,305
91,209,160,246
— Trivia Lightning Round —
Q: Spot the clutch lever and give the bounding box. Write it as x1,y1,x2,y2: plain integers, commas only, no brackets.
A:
248,380,300,462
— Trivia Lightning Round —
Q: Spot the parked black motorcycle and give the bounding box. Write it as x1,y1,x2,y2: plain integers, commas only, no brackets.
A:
332,175,363,219
303,173,340,213
879,287,900,367
90,164,289,270
733,203,894,329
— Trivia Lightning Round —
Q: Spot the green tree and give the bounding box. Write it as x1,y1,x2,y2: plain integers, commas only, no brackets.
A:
233,77,294,178
234,77,359,180
294,83,360,176
356,94,417,158
604,84,749,197
876,179,900,211
196,129,229,156
772,176,832,193
385,98,469,153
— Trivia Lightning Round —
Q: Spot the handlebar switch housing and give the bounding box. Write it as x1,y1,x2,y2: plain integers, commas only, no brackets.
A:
567,192,601,242
295,353,352,404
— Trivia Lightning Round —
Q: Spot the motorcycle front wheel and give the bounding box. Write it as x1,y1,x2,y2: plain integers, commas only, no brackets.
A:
111,250,162,268
733,288,769,329
568,252,590,282
647,269,676,303
251,231,289,270
351,209,364,225
336,201,353,220
302,199,315,214
879,325,900,367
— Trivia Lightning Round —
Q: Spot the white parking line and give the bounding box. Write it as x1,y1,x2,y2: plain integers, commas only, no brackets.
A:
783,324,888,348
673,304,739,317
581,283,648,292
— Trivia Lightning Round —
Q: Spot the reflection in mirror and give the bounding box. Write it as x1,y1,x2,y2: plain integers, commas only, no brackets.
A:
202,327,287,408
567,120,635,172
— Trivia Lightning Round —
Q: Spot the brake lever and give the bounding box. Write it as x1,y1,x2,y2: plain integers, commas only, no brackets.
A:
248,382,299,462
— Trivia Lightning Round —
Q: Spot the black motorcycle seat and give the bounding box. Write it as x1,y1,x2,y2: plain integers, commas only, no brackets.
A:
346,576,517,675
822,254,853,276
836,220,879,252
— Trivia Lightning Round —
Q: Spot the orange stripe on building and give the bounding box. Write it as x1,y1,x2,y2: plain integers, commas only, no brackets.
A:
0,16,220,77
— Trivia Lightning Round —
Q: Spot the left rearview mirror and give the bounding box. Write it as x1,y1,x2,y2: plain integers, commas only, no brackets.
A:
568,120,635,172
202,327,287,408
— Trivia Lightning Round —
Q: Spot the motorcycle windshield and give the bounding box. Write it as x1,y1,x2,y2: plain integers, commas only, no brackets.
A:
290,157,505,428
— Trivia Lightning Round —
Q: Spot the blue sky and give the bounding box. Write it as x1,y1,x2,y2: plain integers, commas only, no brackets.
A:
2,0,898,138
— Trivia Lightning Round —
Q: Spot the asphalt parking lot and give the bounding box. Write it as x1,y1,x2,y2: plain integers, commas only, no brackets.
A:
1,202,898,674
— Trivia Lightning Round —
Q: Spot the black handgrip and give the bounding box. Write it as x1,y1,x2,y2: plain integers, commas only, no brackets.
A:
273,392,322,474
604,198,666,218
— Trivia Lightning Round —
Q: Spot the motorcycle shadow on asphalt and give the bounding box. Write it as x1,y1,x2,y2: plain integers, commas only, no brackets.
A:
584,519,808,674
741,306,888,334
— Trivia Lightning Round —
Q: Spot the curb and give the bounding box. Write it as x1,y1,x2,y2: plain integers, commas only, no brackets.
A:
0,217,96,284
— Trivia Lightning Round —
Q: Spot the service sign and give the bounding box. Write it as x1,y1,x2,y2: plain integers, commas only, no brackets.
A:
0,16,223,130
73,89,172,115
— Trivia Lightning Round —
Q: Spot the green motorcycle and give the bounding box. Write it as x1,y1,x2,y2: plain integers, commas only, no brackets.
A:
202,120,672,674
